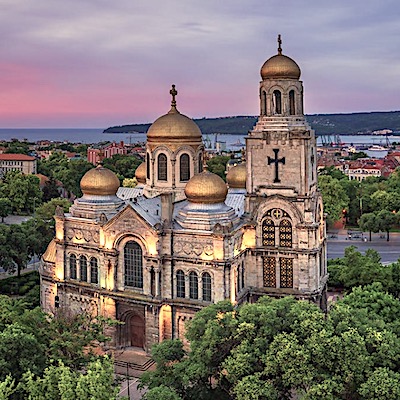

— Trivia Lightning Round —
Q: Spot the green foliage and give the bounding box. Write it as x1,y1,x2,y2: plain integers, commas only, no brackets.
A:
143,386,182,400
102,154,142,179
0,271,39,297
207,156,230,180
3,140,31,155
318,175,349,225
0,171,42,214
0,198,12,222
22,357,120,400
141,288,400,400
0,376,16,400
0,295,118,400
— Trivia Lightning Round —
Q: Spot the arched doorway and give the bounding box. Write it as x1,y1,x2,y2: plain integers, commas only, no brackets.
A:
129,314,145,348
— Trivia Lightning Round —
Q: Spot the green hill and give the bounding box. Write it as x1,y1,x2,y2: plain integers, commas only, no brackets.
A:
104,111,400,136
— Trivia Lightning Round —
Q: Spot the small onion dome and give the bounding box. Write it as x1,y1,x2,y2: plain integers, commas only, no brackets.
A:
80,165,120,196
261,54,301,80
147,85,202,144
185,171,228,204
226,163,246,189
135,162,146,184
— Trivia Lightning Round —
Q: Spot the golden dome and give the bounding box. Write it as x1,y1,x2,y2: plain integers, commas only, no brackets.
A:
185,170,228,204
135,162,146,184
260,35,301,80
147,85,202,144
226,163,246,189
80,165,120,196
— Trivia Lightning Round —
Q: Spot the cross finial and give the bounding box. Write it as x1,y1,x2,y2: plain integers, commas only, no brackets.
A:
277,34,282,55
170,84,178,107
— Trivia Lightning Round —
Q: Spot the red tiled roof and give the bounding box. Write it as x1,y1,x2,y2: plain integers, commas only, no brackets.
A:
0,154,35,161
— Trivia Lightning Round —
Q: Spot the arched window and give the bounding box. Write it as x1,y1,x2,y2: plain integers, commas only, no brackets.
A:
273,90,282,114
176,270,185,298
262,218,275,246
180,153,190,181
189,271,198,299
262,90,267,115
157,153,167,181
202,272,211,302
241,262,245,289
289,90,295,115
80,255,87,282
146,152,150,179
236,267,240,293
124,241,143,288
279,219,292,248
150,268,155,296
69,254,77,279
90,257,98,284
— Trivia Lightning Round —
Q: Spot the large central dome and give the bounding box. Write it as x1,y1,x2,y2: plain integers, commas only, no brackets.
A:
147,85,202,145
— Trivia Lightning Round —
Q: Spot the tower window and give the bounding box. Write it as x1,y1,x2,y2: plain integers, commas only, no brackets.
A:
90,257,98,284
80,255,88,282
273,90,282,114
262,90,267,115
180,153,190,182
176,270,185,298
262,218,275,246
69,254,77,280
279,219,292,248
189,271,198,299
124,241,143,288
157,153,167,181
263,257,276,287
198,153,203,173
289,90,295,115
202,272,212,302
280,258,293,288
146,152,150,179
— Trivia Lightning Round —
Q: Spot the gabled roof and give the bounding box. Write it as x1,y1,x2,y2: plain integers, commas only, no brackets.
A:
0,154,36,161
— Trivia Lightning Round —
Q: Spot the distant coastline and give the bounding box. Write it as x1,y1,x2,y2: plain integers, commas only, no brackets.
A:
104,110,400,136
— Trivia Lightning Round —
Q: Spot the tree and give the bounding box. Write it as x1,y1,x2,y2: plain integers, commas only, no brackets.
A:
377,209,398,241
141,287,400,400
42,176,61,202
318,175,349,226
207,156,230,180
102,154,142,179
359,212,380,241
0,198,12,222
22,357,121,400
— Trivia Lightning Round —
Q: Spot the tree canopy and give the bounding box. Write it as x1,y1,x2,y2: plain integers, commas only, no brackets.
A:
141,284,400,399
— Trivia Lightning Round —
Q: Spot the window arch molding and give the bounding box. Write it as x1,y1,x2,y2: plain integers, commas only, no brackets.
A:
116,235,148,291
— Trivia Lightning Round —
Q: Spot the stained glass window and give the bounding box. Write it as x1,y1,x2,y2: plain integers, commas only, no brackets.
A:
176,270,185,298
69,254,77,279
263,257,276,287
80,255,87,282
262,218,275,246
124,241,143,288
202,272,211,301
180,154,190,181
157,153,167,181
90,257,98,284
280,258,293,288
279,219,292,248
189,271,198,299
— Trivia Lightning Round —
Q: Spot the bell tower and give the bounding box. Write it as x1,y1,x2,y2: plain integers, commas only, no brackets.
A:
245,36,327,308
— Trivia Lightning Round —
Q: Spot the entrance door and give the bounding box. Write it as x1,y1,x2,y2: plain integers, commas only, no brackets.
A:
130,315,145,348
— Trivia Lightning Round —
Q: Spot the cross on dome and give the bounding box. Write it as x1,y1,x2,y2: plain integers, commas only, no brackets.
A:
170,84,178,107
277,34,282,55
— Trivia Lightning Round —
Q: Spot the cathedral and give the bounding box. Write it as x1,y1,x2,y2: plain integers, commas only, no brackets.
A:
40,37,327,352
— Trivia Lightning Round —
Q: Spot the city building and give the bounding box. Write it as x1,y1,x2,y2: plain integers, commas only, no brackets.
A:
40,38,327,352
0,153,37,175
87,141,128,165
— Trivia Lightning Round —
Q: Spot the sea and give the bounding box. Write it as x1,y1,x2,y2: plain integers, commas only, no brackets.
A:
0,128,398,158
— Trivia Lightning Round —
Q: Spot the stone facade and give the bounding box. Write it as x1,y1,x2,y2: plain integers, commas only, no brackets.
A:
40,41,327,353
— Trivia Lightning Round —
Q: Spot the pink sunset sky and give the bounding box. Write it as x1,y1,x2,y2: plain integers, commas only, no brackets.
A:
0,0,399,128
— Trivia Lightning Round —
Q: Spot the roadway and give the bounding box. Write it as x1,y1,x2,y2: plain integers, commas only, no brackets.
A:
327,231,400,264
